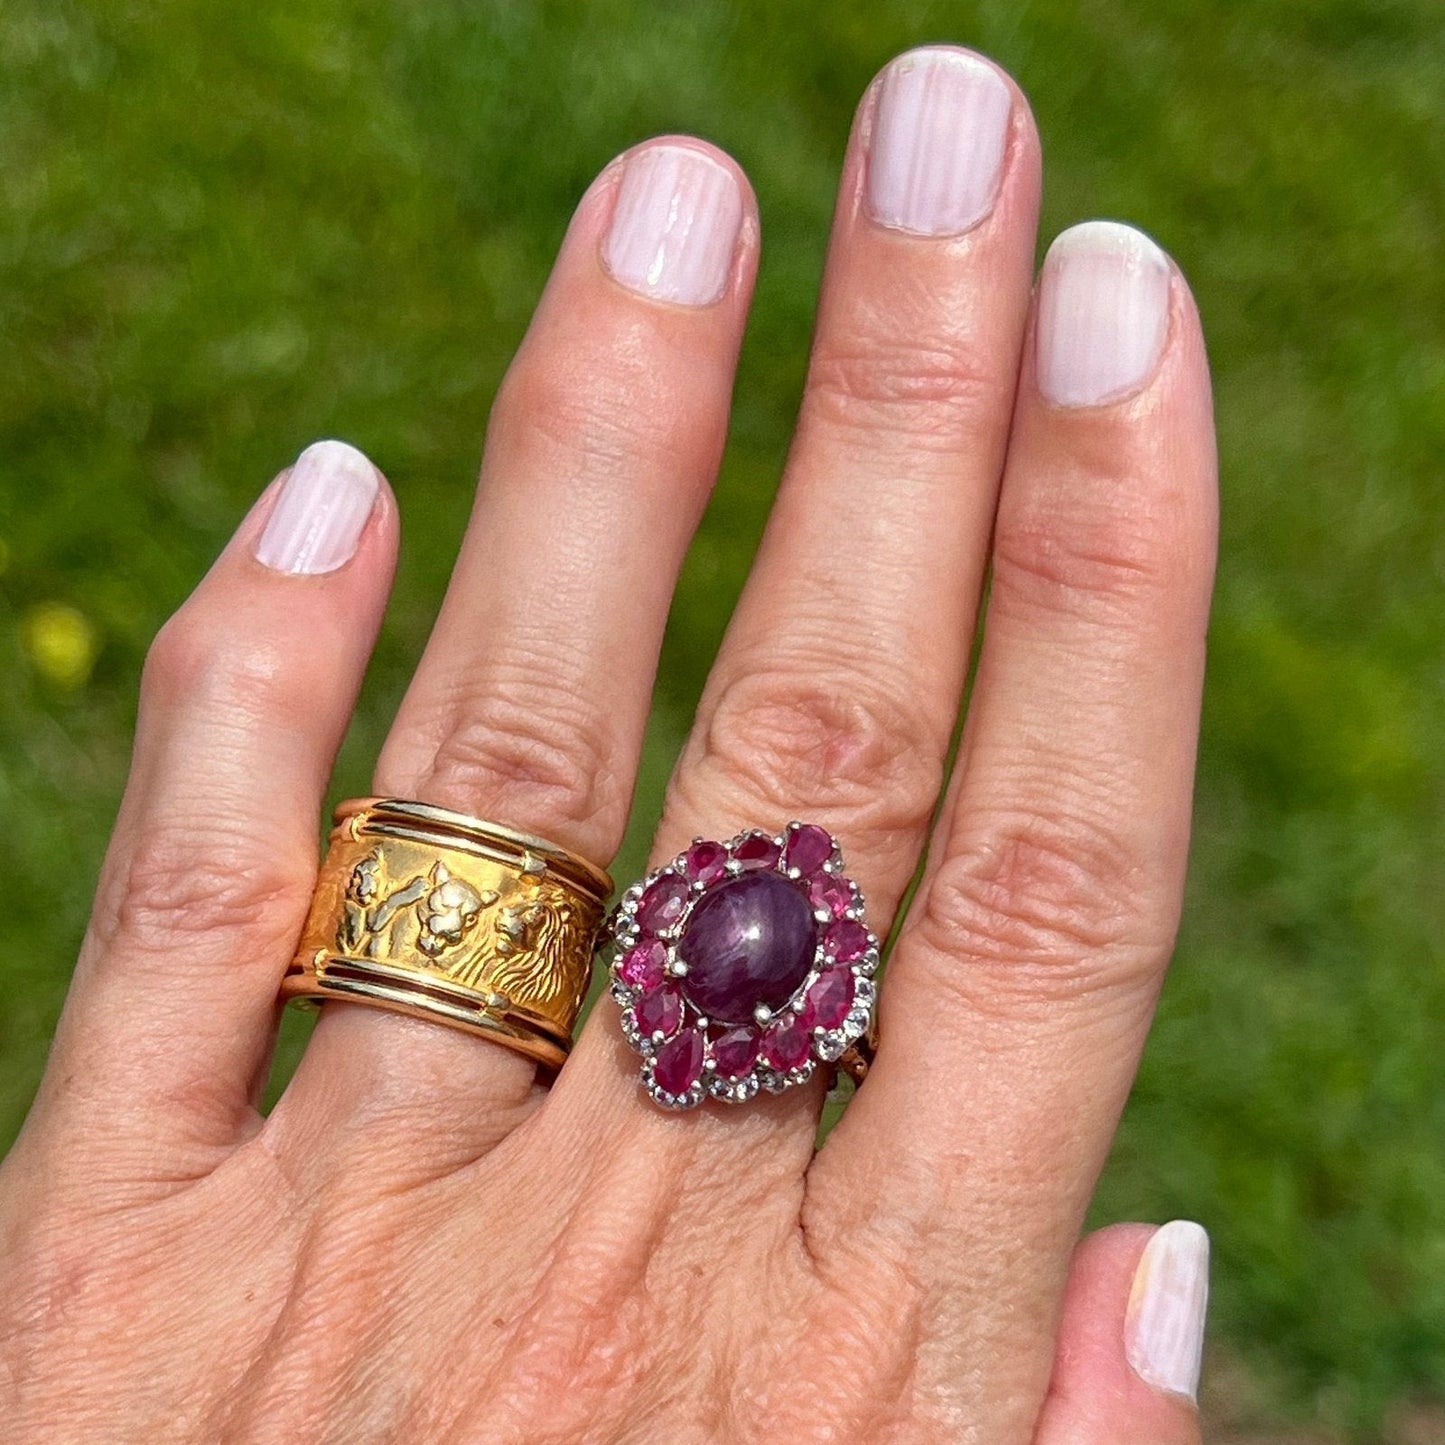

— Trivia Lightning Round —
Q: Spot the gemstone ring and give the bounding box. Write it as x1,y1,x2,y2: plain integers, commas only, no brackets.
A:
605,824,879,1109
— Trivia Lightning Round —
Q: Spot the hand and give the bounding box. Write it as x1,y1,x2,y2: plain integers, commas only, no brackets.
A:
0,46,1216,1444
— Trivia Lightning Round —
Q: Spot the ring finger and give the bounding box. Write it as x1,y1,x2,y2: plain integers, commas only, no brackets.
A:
274,138,758,1166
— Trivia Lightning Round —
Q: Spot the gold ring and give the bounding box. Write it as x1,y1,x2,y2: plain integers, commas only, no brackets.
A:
282,798,613,1070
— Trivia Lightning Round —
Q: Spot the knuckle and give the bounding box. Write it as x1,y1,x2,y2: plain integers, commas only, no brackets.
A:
420,683,624,850
491,343,695,474
916,806,1172,1001
681,666,943,848
804,325,1003,445
992,483,1182,621
142,610,305,721
112,817,314,960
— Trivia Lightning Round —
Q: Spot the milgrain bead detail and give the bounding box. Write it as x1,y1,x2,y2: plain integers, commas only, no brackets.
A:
1124,1219,1210,1404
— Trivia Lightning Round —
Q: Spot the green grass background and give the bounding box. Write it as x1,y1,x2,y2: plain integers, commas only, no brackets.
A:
2,1,1442,1438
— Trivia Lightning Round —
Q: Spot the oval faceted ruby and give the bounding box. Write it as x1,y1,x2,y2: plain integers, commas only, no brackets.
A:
634,986,683,1040
802,968,854,1031
711,1027,761,1080
762,1016,812,1072
637,873,690,933
807,874,853,919
682,840,728,885
731,832,782,871
617,939,667,989
824,918,870,964
678,872,817,1025
784,824,834,876
653,1028,704,1095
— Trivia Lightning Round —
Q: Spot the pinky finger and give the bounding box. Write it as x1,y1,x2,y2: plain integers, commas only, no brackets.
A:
1035,1221,1209,1445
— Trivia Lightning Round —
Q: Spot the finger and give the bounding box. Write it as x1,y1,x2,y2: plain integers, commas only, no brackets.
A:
812,223,1217,1428
554,46,1040,1153
1035,1222,1208,1445
19,442,395,1176
275,139,758,1164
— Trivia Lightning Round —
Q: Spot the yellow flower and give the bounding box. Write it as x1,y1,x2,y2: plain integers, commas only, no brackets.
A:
22,603,100,691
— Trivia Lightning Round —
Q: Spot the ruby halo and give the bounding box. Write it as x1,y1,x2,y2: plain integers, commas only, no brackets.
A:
607,823,879,1110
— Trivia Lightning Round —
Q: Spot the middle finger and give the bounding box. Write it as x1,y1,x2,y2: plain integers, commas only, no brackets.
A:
559,47,1041,1162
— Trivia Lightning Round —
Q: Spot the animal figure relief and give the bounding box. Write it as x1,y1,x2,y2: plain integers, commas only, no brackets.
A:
338,851,497,969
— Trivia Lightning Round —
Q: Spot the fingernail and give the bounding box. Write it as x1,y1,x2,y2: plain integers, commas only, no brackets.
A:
1036,220,1172,407
1125,1220,1210,1404
866,47,1013,236
601,143,743,306
254,439,379,575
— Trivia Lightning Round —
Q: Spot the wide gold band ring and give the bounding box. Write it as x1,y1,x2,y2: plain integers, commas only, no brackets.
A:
282,798,613,1071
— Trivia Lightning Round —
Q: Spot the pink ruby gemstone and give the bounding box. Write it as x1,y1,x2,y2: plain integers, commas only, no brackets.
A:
682,840,728,885
711,1027,761,1080
634,986,683,1040
825,918,870,963
637,873,690,933
762,1016,812,1072
807,874,853,919
800,968,854,1031
732,832,782,870
617,939,667,989
653,1028,704,1096
784,824,834,876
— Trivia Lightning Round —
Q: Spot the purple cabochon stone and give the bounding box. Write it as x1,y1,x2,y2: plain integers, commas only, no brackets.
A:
678,872,817,1025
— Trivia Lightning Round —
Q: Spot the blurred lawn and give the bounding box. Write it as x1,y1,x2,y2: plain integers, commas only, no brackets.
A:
2,1,1442,1438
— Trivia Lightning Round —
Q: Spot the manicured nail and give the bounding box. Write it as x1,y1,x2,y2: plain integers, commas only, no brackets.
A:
866,47,1013,236
1036,220,1171,407
602,144,743,306
1125,1220,1210,1404
254,439,379,575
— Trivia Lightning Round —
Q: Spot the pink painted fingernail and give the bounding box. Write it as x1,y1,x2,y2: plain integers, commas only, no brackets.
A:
602,143,743,306
1036,221,1172,407
254,439,379,575
866,47,1013,236
1125,1220,1210,1404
